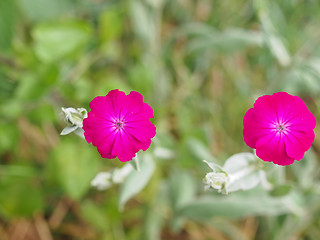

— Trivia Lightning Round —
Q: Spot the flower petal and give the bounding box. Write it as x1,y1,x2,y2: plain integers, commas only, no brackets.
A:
83,90,156,162
83,114,118,159
284,130,315,160
243,108,274,148
89,96,116,121
253,94,278,122
255,132,295,166
111,131,141,162
125,120,156,142
125,102,154,122
243,92,316,165
269,92,296,122
120,91,144,118
107,89,127,118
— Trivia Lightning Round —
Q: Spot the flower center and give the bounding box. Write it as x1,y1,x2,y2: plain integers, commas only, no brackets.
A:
114,119,125,130
277,124,285,131
275,122,288,134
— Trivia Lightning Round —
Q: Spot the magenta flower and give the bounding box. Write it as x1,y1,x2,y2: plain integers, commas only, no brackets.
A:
83,89,156,162
243,92,316,166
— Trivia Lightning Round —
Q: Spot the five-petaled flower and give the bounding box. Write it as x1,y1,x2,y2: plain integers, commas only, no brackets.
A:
243,92,316,166
83,89,156,162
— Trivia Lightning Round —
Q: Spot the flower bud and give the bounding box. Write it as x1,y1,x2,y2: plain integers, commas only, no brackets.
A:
60,107,87,136
62,107,87,127
91,172,112,190
203,171,229,194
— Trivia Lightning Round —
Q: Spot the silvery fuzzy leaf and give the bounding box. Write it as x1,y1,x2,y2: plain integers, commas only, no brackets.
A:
112,163,134,184
153,147,175,159
203,160,223,172
131,155,140,171
119,154,155,210
77,107,88,118
223,152,266,192
60,125,78,135
91,172,112,191
223,152,256,173
74,128,85,139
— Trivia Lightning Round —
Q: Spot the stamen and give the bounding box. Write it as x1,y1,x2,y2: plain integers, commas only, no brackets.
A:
275,122,288,134
114,119,125,130
277,125,284,131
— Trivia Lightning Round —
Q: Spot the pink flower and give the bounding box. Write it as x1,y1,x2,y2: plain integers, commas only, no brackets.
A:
83,89,156,162
243,92,316,166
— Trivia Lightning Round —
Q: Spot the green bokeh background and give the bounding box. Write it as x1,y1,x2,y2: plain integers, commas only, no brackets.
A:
1,0,320,239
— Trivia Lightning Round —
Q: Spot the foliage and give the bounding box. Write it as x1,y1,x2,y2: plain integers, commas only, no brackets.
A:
1,0,320,239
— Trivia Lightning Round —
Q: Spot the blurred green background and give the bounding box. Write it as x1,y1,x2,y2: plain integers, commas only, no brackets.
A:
1,0,320,239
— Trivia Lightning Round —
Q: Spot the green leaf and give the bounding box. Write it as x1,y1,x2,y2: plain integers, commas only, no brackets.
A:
0,174,44,219
99,9,123,42
0,165,36,178
16,65,59,100
169,171,196,211
119,153,155,209
168,172,196,232
0,122,19,154
141,182,167,240
0,71,17,101
27,103,57,124
283,58,320,95
270,184,292,197
0,0,15,50
179,188,297,220
32,21,92,62
0,99,23,119
179,23,263,54
141,205,164,240
265,35,291,66
17,0,74,22
130,0,156,46
187,138,217,162
254,0,291,66
81,201,109,231
128,62,154,96
50,139,100,200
